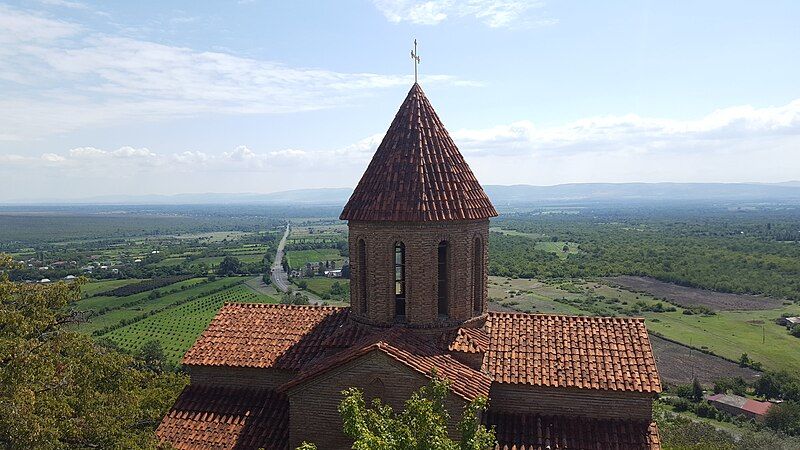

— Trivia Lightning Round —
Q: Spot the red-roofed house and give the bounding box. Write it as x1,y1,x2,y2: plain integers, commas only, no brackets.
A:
707,393,774,420
158,83,662,450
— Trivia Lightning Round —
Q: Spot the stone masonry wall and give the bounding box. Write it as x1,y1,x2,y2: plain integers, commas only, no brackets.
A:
348,219,489,328
187,365,295,390
489,383,655,421
286,351,468,450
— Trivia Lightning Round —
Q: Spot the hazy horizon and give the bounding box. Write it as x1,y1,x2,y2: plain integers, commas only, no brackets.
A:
2,1,799,201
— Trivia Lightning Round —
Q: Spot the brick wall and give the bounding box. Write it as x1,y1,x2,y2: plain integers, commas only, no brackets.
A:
286,350,468,450
489,383,654,421
348,219,489,328
187,365,295,390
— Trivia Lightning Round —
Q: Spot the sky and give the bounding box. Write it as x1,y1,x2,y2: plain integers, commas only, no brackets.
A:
1,0,799,201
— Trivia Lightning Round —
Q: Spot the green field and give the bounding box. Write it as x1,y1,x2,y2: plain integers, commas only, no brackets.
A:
645,305,800,373
75,278,242,334
74,277,207,313
302,277,349,296
285,248,344,268
587,283,800,371
534,241,580,258
488,277,587,315
80,279,143,297
100,284,277,365
151,257,187,267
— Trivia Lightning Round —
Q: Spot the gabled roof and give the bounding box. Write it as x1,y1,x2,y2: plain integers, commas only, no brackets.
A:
441,326,490,354
281,329,492,402
485,312,662,393
340,83,498,222
485,411,661,450
182,303,348,370
156,385,288,450
707,393,773,416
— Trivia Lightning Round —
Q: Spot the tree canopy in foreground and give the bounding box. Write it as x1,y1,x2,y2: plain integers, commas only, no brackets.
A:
0,255,187,449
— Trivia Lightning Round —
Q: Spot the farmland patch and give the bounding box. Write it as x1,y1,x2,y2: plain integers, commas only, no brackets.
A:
606,276,784,310
649,334,761,386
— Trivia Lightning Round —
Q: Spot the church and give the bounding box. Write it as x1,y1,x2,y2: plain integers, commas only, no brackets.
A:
157,83,663,450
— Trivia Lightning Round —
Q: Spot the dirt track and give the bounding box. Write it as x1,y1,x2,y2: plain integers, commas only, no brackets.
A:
606,276,783,311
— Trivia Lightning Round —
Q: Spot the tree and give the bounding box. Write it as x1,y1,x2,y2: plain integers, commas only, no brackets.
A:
138,340,167,373
299,373,495,450
764,401,800,436
692,377,704,402
755,371,800,401
217,256,241,276
0,254,187,448
713,377,748,396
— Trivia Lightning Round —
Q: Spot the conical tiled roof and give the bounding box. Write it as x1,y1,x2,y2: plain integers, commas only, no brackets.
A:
340,83,498,222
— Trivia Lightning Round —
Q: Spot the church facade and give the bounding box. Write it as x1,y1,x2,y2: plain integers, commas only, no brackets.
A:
157,84,662,450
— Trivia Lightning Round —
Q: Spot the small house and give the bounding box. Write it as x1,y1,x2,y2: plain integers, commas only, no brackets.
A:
707,393,773,420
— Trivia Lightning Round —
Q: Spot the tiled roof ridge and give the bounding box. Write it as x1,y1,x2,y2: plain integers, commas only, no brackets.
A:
340,83,498,222
281,328,491,401
488,310,646,322
220,302,345,311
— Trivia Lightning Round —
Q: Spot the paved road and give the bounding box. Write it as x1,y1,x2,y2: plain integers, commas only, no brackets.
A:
268,223,331,306
270,223,290,292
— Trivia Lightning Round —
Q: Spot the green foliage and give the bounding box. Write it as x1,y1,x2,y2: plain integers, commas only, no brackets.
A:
217,256,241,275
672,383,698,401
755,371,800,401
299,375,495,450
790,325,800,338
281,292,310,305
138,340,167,373
764,401,800,436
655,405,735,450
692,378,704,402
713,377,748,396
491,207,800,301
0,255,187,449
737,353,763,371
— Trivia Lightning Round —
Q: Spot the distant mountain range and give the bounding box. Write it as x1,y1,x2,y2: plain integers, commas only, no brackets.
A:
6,182,800,205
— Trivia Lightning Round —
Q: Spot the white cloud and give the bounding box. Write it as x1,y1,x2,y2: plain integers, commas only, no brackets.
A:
40,153,66,162
0,4,475,140
3,96,799,199
371,0,555,28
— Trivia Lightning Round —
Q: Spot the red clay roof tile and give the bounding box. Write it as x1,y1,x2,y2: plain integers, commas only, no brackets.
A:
485,312,662,393
441,326,490,354
485,411,661,450
182,305,660,394
340,83,498,222
182,303,348,370
282,329,492,402
156,385,288,450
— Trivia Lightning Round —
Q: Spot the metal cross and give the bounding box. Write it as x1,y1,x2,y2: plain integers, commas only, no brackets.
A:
410,39,421,83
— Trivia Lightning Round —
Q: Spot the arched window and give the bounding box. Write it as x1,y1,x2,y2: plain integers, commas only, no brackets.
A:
437,241,448,317
394,242,406,319
358,239,367,314
473,237,483,313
